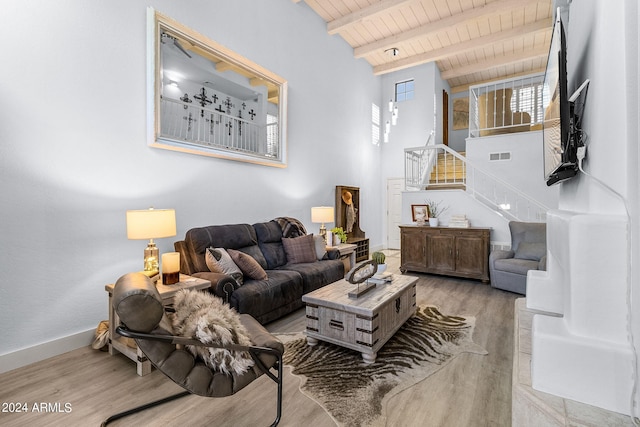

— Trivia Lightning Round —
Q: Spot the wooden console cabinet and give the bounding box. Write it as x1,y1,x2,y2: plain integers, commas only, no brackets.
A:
400,225,490,283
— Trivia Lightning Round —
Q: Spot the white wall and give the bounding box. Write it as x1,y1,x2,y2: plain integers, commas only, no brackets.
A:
380,62,439,179
0,0,382,370
557,1,629,214
402,190,511,244
527,0,640,414
465,131,559,210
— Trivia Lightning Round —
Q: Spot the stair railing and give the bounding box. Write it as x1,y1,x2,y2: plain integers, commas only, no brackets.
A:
405,143,548,222
404,131,436,190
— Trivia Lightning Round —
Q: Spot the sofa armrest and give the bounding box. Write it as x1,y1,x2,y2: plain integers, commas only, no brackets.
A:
538,255,547,271
327,248,340,260
174,240,197,275
489,249,515,263
191,271,239,304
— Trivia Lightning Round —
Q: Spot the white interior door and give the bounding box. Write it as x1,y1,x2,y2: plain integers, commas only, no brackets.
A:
386,178,404,249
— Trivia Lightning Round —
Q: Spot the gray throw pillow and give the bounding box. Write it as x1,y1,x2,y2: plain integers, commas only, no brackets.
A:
313,235,327,260
205,247,244,285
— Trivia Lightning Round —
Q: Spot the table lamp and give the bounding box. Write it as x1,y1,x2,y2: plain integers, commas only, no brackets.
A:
126,208,177,273
311,206,334,243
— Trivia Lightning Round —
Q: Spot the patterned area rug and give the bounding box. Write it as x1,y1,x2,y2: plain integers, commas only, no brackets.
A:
276,305,487,427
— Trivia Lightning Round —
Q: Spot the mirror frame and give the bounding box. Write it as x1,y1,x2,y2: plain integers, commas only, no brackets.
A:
146,8,288,167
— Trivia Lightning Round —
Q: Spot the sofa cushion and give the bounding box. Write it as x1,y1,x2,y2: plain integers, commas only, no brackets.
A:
515,242,546,261
494,258,539,275
205,247,244,285
253,221,287,269
282,234,317,264
228,249,268,281
184,224,268,272
230,270,304,323
278,259,344,294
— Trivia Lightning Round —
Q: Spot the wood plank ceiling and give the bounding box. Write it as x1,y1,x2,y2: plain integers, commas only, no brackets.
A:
294,0,553,93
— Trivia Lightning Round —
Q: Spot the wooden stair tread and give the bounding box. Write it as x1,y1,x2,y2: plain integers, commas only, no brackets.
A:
426,183,466,190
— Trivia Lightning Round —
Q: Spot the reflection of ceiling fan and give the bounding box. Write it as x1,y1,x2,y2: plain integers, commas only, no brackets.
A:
161,32,191,58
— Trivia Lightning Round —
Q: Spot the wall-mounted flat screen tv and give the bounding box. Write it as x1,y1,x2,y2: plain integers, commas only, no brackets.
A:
542,9,576,186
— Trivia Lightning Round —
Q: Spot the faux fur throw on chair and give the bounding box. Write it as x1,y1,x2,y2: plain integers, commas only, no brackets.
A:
172,289,254,375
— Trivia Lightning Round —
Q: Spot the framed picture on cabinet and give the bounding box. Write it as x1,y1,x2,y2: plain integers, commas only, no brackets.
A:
411,204,430,223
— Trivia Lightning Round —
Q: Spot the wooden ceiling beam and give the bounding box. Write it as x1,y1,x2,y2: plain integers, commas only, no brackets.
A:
354,0,533,59
327,0,416,35
372,18,551,75
450,67,546,94
441,47,548,80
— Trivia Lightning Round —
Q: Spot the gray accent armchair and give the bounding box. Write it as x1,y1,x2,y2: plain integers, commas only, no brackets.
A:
102,272,284,426
489,221,546,295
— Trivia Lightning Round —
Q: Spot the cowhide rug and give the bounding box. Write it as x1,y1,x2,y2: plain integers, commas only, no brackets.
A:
276,305,487,427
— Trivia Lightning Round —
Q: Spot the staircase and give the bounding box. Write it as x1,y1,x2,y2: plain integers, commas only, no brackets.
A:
428,151,466,189
405,143,548,222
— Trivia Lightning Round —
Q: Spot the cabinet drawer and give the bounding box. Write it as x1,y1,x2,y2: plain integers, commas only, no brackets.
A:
319,307,355,343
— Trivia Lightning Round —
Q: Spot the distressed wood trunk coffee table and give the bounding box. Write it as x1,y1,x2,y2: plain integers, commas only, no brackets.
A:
302,275,418,363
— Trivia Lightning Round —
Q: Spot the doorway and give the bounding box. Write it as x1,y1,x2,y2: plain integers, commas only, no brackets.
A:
386,177,404,249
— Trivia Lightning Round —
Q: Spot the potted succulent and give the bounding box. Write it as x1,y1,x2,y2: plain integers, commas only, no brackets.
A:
330,227,347,245
371,251,387,274
425,199,449,227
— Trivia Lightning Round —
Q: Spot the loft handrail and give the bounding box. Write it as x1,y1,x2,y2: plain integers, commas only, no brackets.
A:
468,72,544,90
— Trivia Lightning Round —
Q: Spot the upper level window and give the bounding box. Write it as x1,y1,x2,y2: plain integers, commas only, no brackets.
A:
395,80,414,102
510,83,543,124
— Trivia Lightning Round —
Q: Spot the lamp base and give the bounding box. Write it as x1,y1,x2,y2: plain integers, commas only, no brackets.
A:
319,224,327,243
144,242,159,272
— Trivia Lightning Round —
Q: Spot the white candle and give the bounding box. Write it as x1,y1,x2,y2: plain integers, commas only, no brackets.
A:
161,252,180,273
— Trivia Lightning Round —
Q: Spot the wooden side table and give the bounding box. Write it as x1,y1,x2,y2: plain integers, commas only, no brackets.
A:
328,243,358,272
104,274,211,376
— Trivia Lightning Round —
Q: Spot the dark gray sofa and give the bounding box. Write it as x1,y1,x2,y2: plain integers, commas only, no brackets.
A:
174,219,344,324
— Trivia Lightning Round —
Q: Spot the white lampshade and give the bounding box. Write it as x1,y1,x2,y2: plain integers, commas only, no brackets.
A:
311,206,334,224
126,208,177,273
126,208,176,240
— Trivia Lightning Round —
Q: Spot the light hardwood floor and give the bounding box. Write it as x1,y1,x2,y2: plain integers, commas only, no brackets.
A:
0,251,518,427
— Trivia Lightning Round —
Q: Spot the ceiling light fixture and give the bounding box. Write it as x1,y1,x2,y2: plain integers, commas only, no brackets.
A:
385,47,400,57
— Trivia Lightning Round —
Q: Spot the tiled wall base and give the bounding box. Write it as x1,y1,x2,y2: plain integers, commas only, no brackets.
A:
512,298,633,426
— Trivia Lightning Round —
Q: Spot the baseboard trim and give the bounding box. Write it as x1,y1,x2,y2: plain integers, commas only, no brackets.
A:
0,329,95,374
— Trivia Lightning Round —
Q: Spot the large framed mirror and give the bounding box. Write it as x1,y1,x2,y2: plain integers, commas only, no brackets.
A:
147,8,288,167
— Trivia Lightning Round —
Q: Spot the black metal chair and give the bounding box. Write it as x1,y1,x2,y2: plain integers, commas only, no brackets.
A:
102,272,283,426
